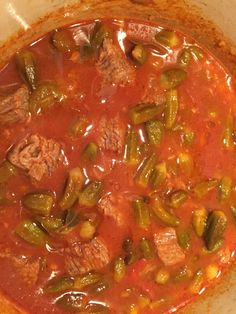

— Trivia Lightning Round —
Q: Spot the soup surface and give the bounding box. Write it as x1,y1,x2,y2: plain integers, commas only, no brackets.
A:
0,18,236,314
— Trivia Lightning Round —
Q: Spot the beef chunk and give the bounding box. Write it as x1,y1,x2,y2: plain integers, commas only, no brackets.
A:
65,237,110,276
96,38,135,86
154,227,185,266
12,256,41,286
99,193,125,227
7,134,63,181
97,115,125,154
0,85,29,125
142,74,166,104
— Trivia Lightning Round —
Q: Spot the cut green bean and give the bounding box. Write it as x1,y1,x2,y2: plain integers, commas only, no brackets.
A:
219,176,232,202
59,167,84,210
29,82,64,114
62,208,80,230
22,192,54,217
178,231,191,250
189,269,204,295
178,49,191,66
193,179,218,199
140,238,154,259
124,127,140,165
168,190,188,208
70,116,89,138
16,50,38,90
151,197,180,227
222,114,234,149
204,210,227,251
74,272,102,289
132,44,147,64
192,208,208,237
133,199,150,229
145,120,164,146
114,257,126,282
44,276,74,293
173,265,192,282
84,303,110,314
150,162,167,188
79,181,103,207
0,161,17,184
16,219,48,246
160,68,187,90
135,153,156,188
178,152,194,176
155,30,180,48
165,89,179,130
52,29,77,53
129,103,165,125
91,23,113,51
123,238,137,265
56,292,86,311
82,142,98,163
37,217,64,232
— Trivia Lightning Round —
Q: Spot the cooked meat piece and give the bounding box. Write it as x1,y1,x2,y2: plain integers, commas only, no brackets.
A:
64,237,110,276
99,193,125,227
97,115,125,154
142,74,166,104
7,134,63,181
96,38,135,86
0,85,29,125
154,227,185,266
12,256,41,286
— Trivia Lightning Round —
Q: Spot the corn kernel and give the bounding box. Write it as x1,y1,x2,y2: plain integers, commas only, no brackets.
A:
206,264,219,280
79,221,96,240
155,269,170,285
138,295,150,308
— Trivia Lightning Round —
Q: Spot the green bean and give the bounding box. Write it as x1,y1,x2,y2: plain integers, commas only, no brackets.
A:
56,292,86,311
62,208,80,230
189,269,204,295
192,208,208,237
16,50,38,90
160,68,187,90
173,265,192,283
37,217,64,232
189,46,204,60
150,162,167,188
29,82,64,114
204,210,227,251
0,161,17,184
139,142,151,158
178,49,191,66
165,89,179,129
132,44,147,64
22,192,54,217
168,190,188,208
124,127,140,165
219,176,232,202
151,196,180,227
222,114,234,149
135,153,156,188
79,181,104,207
82,142,98,163
83,303,110,314
70,116,89,138
16,219,48,246
52,29,77,53
114,257,126,282
133,198,150,229
129,102,165,125
178,231,191,250
193,179,218,199
74,272,102,289
145,120,164,146
59,167,84,210
155,30,180,48
140,238,154,259
44,276,74,293
178,152,193,176
123,238,137,265
91,23,113,51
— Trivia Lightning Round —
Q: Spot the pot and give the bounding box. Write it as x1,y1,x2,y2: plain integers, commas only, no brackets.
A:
0,1,235,313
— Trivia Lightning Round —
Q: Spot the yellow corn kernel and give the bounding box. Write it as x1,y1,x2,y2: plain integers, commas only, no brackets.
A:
79,221,96,240
206,264,219,280
155,269,170,285
138,295,150,309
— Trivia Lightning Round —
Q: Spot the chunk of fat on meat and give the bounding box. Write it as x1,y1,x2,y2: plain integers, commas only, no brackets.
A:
99,193,126,227
0,85,29,125
97,115,125,154
64,237,111,276
7,134,64,181
96,38,135,86
154,227,185,266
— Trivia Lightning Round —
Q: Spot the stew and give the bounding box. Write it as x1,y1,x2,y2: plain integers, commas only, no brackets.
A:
0,18,236,314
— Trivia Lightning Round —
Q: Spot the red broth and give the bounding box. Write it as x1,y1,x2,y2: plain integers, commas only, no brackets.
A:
0,18,236,314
